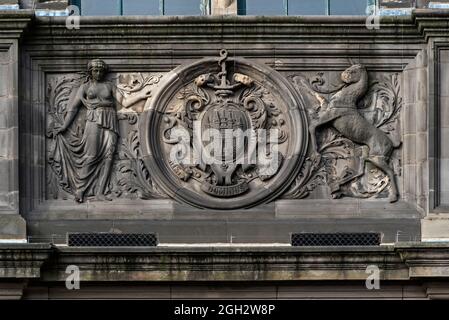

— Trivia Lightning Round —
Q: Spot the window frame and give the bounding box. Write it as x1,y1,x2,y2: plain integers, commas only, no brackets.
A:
238,0,380,16
71,0,211,16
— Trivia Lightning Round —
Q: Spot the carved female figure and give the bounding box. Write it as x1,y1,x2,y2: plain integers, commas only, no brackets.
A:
51,59,150,202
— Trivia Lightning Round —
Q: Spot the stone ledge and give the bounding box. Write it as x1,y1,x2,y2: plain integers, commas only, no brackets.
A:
0,9,34,39
0,242,443,282
20,14,419,47
2,243,449,282
0,243,52,278
1,7,448,42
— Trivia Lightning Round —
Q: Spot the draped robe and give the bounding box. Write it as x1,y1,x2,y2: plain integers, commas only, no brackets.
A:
49,82,118,198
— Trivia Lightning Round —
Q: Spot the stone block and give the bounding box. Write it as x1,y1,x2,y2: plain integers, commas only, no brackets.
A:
422,216,449,241
403,69,417,104
440,128,449,159
439,193,449,207
277,284,405,299
417,161,428,197
415,100,427,132
439,159,449,193
0,159,14,193
416,68,428,101
46,285,171,300
0,50,9,64
211,0,237,15
359,200,421,218
0,0,18,5
35,0,68,10
440,62,449,97
0,214,25,240
171,285,277,299
31,134,45,167
403,134,416,165
0,65,8,97
439,49,449,64
403,164,417,200
441,96,449,128
416,132,427,163
416,48,428,68
276,199,360,219
0,98,8,129
402,103,416,134
0,282,25,300
0,127,18,159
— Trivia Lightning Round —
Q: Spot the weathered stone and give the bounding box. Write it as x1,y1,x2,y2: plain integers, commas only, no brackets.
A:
415,100,428,132
403,164,417,201
0,65,8,96
403,68,417,104
0,159,16,192
439,128,449,159
0,215,25,239
416,132,428,163
439,159,449,193
0,0,18,5
35,1,68,10
416,68,428,102
141,50,308,209
440,61,449,97
0,13,32,240
403,134,416,165
3,7,449,297
403,103,416,134
0,127,18,159
211,0,237,15
0,282,26,300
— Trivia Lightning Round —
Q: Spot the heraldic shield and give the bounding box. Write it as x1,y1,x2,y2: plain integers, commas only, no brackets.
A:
140,50,308,209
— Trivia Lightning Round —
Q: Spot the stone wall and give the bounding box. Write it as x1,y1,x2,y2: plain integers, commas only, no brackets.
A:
1,8,449,300
0,11,31,240
11,14,436,244
4,11,449,244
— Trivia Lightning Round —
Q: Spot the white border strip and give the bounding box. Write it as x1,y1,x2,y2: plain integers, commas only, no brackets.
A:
159,243,291,247
0,5,20,10
422,238,449,242
0,239,27,244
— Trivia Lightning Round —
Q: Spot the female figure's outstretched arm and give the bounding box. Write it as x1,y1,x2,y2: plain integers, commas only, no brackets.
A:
113,84,152,110
55,84,84,134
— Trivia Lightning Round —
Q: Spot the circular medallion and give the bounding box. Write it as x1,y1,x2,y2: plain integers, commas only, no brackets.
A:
141,50,308,209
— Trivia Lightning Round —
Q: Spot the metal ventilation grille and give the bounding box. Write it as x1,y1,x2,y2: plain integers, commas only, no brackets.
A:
291,233,381,246
67,233,158,247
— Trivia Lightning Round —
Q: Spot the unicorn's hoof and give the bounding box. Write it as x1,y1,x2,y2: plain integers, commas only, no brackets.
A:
389,192,399,203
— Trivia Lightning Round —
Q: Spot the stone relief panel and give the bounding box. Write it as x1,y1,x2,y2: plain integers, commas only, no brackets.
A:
286,66,402,202
140,49,308,209
44,53,403,209
46,60,165,202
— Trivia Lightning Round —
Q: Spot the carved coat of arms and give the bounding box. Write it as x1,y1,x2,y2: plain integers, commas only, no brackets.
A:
45,52,401,209
141,49,308,209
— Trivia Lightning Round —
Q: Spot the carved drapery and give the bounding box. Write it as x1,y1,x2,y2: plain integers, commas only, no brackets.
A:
46,62,164,202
